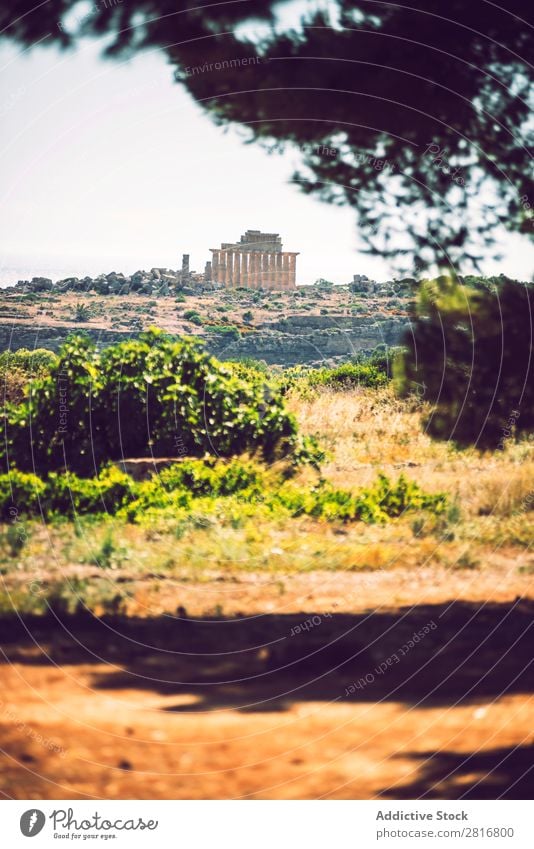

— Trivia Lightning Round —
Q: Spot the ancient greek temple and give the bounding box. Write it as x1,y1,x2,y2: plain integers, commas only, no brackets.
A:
210,230,298,290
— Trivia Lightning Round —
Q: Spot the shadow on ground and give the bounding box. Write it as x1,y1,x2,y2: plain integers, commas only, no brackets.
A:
381,744,534,799
1,599,532,711
1,600,532,798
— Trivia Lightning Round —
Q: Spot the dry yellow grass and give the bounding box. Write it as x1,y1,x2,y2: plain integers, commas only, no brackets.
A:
289,386,534,520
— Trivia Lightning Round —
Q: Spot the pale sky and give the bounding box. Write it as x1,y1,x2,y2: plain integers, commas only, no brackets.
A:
1,33,533,286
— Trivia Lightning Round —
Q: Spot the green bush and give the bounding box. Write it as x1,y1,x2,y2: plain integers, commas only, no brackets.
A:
158,457,265,497
43,466,133,517
0,349,57,375
0,462,446,528
276,474,446,523
0,470,46,520
273,351,397,396
74,303,91,322
183,309,202,324
0,348,57,405
211,325,240,341
309,362,388,389
396,276,534,448
2,330,298,474
227,358,269,379
360,345,401,379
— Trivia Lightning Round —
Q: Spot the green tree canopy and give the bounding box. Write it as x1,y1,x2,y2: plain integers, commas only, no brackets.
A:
396,276,534,448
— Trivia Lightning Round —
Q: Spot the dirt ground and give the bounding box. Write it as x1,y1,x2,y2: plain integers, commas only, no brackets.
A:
1,566,532,800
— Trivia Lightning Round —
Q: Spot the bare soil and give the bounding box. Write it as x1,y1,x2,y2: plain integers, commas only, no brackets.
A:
1,566,532,800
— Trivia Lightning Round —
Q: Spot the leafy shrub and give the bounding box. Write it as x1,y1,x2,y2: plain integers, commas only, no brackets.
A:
2,330,298,474
74,303,91,322
275,474,446,523
183,309,202,324
359,345,401,379
0,349,57,375
158,457,265,497
211,325,240,341
396,275,534,448
227,358,269,378
0,470,46,520
274,350,397,396
119,482,191,522
0,349,57,405
309,362,388,390
0,461,446,528
43,466,133,517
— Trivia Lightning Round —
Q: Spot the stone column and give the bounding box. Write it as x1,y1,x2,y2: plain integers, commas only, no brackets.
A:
288,253,297,287
181,254,190,284
265,253,271,288
282,254,289,289
211,250,219,283
253,252,260,288
262,253,268,288
275,253,283,290
227,251,234,287
234,251,241,287
241,252,249,288
266,252,273,289
222,250,229,286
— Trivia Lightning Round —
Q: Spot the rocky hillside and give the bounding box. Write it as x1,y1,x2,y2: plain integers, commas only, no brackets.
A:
0,278,413,365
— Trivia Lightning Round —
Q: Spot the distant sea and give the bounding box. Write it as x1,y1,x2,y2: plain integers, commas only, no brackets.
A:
0,255,162,288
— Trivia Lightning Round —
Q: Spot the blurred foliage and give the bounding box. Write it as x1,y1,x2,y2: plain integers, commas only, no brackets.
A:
395,275,534,448
0,468,46,519
300,362,388,390
74,303,91,322
0,348,58,405
0,459,447,527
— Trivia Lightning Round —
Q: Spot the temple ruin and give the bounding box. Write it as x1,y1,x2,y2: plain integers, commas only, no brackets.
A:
210,230,298,290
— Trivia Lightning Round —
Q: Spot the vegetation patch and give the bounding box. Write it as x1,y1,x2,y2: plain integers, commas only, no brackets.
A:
0,459,447,527
396,275,534,448
1,330,305,475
